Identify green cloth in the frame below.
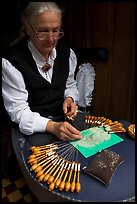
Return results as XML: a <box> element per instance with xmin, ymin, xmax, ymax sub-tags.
<box><xmin>70</xmin><ymin>126</ymin><xmax>124</xmax><ymax>158</ymax></box>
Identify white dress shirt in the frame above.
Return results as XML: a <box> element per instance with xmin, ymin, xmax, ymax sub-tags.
<box><xmin>2</xmin><ymin>40</ymin><xmax>79</xmax><ymax>135</ymax></box>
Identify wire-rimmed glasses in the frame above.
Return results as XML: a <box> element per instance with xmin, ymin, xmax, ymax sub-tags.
<box><xmin>29</xmin><ymin>24</ymin><xmax>64</xmax><ymax>40</ymax></box>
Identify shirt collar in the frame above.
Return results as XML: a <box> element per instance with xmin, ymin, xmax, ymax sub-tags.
<box><xmin>28</xmin><ymin>40</ymin><xmax>57</xmax><ymax>65</ymax></box>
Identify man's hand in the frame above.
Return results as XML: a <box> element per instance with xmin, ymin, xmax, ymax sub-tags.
<box><xmin>63</xmin><ymin>97</ymin><xmax>78</xmax><ymax>120</ymax></box>
<box><xmin>46</xmin><ymin>120</ymin><xmax>82</xmax><ymax>141</ymax></box>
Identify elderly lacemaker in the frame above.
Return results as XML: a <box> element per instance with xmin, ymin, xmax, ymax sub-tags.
<box><xmin>2</xmin><ymin>2</ymin><xmax>82</xmax><ymax>200</ymax></box>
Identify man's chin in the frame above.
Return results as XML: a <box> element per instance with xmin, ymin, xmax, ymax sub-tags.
<box><xmin>42</xmin><ymin>43</ymin><xmax>55</xmax><ymax>47</ymax></box>
<box><xmin>43</xmin><ymin>45</ymin><xmax>55</xmax><ymax>50</ymax></box>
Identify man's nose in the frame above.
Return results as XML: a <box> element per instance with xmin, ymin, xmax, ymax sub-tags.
<box><xmin>47</xmin><ymin>33</ymin><xmax>54</xmax><ymax>40</ymax></box>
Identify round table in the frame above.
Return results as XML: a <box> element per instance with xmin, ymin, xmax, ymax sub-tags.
<box><xmin>22</xmin><ymin>119</ymin><xmax>135</xmax><ymax>202</ymax></box>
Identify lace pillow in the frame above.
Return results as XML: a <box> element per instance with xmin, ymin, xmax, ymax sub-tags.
<box><xmin>83</xmin><ymin>149</ymin><xmax>124</xmax><ymax>185</ymax></box>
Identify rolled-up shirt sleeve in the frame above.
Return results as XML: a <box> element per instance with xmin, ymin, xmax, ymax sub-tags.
<box><xmin>2</xmin><ymin>58</ymin><xmax>49</xmax><ymax>135</ymax></box>
<box><xmin>64</xmin><ymin>48</ymin><xmax>79</xmax><ymax>103</ymax></box>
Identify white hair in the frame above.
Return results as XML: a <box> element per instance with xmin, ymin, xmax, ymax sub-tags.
<box><xmin>9</xmin><ymin>2</ymin><xmax>63</xmax><ymax>46</ymax></box>
<box><xmin>22</xmin><ymin>2</ymin><xmax>62</xmax><ymax>24</ymax></box>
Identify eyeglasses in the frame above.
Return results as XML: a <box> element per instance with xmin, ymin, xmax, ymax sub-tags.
<box><xmin>29</xmin><ymin>24</ymin><xmax>64</xmax><ymax>40</ymax></box>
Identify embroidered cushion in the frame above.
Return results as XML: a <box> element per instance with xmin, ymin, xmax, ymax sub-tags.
<box><xmin>83</xmin><ymin>149</ymin><xmax>124</xmax><ymax>185</ymax></box>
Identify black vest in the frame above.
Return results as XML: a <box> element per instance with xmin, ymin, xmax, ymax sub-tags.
<box><xmin>3</xmin><ymin>39</ymin><xmax>70</xmax><ymax>117</ymax></box>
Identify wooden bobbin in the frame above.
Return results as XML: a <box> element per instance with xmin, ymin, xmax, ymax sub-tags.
<box><xmin>43</xmin><ymin>157</ymin><xmax>59</xmax><ymax>182</ymax></box>
<box><xmin>65</xmin><ymin>161</ymin><xmax>75</xmax><ymax>192</ymax></box>
<box><xmin>34</xmin><ymin>154</ymin><xmax>57</xmax><ymax>173</ymax></box>
<box><xmin>47</xmin><ymin>158</ymin><xmax>63</xmax><ymax>184</ymax></box>
<box><xmin>59</xmin><ymin>162</ymin><xmax>71</xmax><ymax>191</ymax></box>
<box><xmin>28</xmin><ymin>143</ymin><xmax>81</xmax><ymax>193</ymax></box>
<box><xmin>71</xmin><ymin>162</ymin><xmax>77</xmax><ymax>192</ymax></box>
<box><xmin>48</xmin><ymin>159</ymin><xmax>65</xmax><ymax>191</ymax></box>
<box><xmin>55</xmin><ymin>161</ymin><xmax>68</xmax><ymax>189</ymax></box>
<box><xmin>35</xmin><ymin>156</ymin><xmax>58</xmax><ymax>182</ymax></box>
<box><xmin>75</xmin><ymin>163</ymin><xmax>81</xmax><ymax>193</ymax></box>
